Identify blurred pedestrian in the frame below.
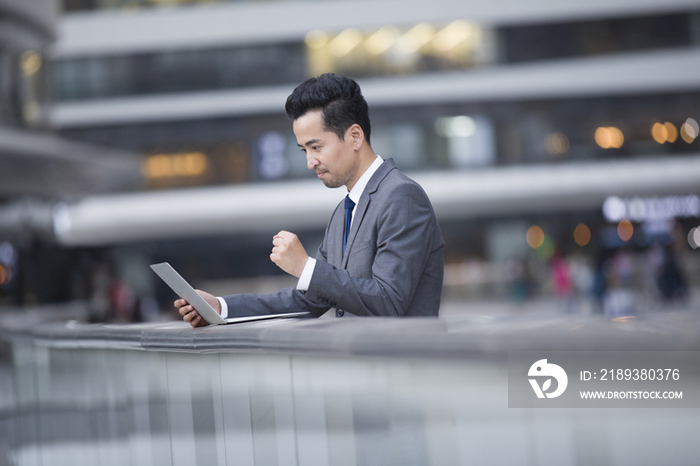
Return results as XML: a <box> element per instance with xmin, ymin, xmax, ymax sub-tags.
<box><xmin>657</xmin><ymin>245</ymin><xmax>687</xmax><ymax>302</ymax></box>
<box><xmin>550</xmin><ymin>249</ymin><xmax>573</xmax><ymax>313</ymax></box>
<box><xmin>590</xmin><ymin>256</ymin><xmax>609</xmax><ymax>315</ymax></box>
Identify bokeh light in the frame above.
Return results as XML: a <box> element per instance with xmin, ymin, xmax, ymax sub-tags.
<box><xmin>651</xmin><ymin>122</ymin><xmax>668</xmax><ymax>144</ymax></box>
<box><xmin>595</xmin><ymin>126</ymin><xmax>624</xmax><ymax>149</ymax></box>
<box><xmin>141</xmin><ymin>152</ymin><xmax>209</xmax><ymax>179</ymax></box>
<box><xmin>435</xmin><ymin>115</ymin><xmax>476</xmax><ymax>138</ymax></box>
<box><xmin>574</xmin><ymin>223</ymin><xmax>591</xmax><ymax>246</ymax></box>
<box><xmin>20</xmin><ymin>50</ymin><xmax>42</xmax><ymax>77</ymax></box>
<box><xmin>432</xmin><ymin>20</ymin><xmax>474</xmax><ymax>53</ymax></box>
<box><xmin>545</xmin><ymin>132</ymin><xmax>570</xmax><ymax>155</ymax></box>
<box><xmin>617</xmin><ymin>219</ymin><xmax>634</xmax><ymax>242</ymax></box>
<box><xmin>329</xmin><ymin>28</ymin><xmax>363</xmax><ymax>57</ymax></box>
<box><xmin>664</xmin><ymin>122</ymin><xmax>678</xmax><ymax>143</ymax></box>
<box><xmin>526</xmin><ymin>225</ymin><xmax>545</xmax><ymax>249</ymax></box>
<box><xmin>680</xmin><ymin>118</ymin><xmax>698</xmax><ymax>144</ymax></box>
<box><xmin>365</xmin><ymin>26</ymin><xmax>401</xmax><ymax>55</ymax></box>
<box><xmin>398</xmin><ymin>23</ymin><xmax>437</xmax><ymax>53</ymax></box>
<box><xmin>688</xmin><ymin>227</ymin><xmax>700</xmax><ymax>249</ymax></box>
<box><xmin>305</xmin><ymin>30</ymin><xmax>328</xmax><ymax>49</ymax></box>
<box><xmin>652</xmin><ymin>122</ymin><xmax>679</xmax><ymax>144</ymax></box>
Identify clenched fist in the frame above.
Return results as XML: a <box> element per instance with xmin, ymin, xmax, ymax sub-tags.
<box><xmin>270</xmin><ymin>230</ymin><xmax>309</xmax><ymax>278</ymax></box>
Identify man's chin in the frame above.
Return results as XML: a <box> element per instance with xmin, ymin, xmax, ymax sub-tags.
<box><xmin>320</xmin><ymin>178</ymin><xmax>342</xmax><ymax>189</ymax></box>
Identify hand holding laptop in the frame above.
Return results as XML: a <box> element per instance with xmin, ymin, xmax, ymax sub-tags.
<box><xmin>151</xmin><ymin>262</ymin><xmax>309</xmax><ymax>327</ymax></box>
<box><xmin>176</xmin><ymin>289</ymin><xmax>219</xmax><ymax>328</ymax></box>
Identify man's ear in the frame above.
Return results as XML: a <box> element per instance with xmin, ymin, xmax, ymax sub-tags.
<box><xmin>348</xmin><ymin>124</ymin><xmax>364</xmax><ymax>150</ymax></box>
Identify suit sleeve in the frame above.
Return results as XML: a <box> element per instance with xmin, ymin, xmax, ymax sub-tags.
<box><xmin>304</xmin><ymin>181</ymin><xmax>439</xmax><ymax>316</ymax></box>
<box><xmin>222</xmin><ymin>286</ymin><xmax>330</xmax><ymax>318</ymax></box>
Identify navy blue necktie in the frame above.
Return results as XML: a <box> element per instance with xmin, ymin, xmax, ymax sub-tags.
<box><xmin>343</xmin><ymin>195</ymin><xmax>355</xmax><ymax>257</ymax></box>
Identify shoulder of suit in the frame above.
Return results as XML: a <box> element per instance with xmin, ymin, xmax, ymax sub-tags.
<box><xmin>376</xmin><ymin>163</ymin><xmax>420</xmax><ymax>188</ymax></box>
<box><xmin>374</xmin><ymin>170</ymin><xmax>431</xmax><ymax>205</ymax></box>
<box><xmin>371</xmin><ymin>159</ymin><xmax>411</xmax><ymax>188</ymax></box>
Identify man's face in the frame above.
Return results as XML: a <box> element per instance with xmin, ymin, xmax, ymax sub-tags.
<box><xmin>293</xmin><ymin>110</ymin><xmax>360</xmax><ymax>190</ymax></box>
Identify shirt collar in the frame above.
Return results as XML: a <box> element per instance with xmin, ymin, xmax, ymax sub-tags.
<box><xmin>348</xmin><ymin>155</ymin><xmax>383</xmax><ymax>205</ymax></box>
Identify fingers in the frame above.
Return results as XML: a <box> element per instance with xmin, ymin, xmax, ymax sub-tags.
<box><xmin>183</xmin><ymin>311</ymin><xmax>202</xmax><ymax>328</ymax></box>
<box><xmin>179</xmin><ymin>303</ymin><xmax>195</xmax><ymax>319</ymax></box>
<box><xmin>180</xmin><ymin>306</ymin><xmax>203</xmax><ymax>327</ymax></box>
<box><xmin>273</xmin><ymin>230</ymin><xmax>296</xmax><ymax>244</ymax></box>
<box><xmin>272</xmin><ymin>231</ymin><xmax>297</xmax><ymax>254</ymax></box>
<box><xmin>272</xmin><ymin>231</ymin><xmax>291</xmax><ymax>265</ymax></box>
<box><xmin>272</xmin><ymin>236</ymin><xmax>286</xmax><ymax>250</ymax></box>
<box><xmin>178</xmin><ymin>303</ymin><xmax>193</xmax><ymax>316</ymax></box>
<box><xmin>188</xmin><ymin>313</ymin><xmax>202</xmax><ymax>328</ymax></box>
<box><xmin>176</xmin><ymin>300</ymin><xmax>202</xmax><ymax>327</ymax></box>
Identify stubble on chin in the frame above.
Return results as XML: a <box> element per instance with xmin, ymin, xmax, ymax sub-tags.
<box><xmin>320</xmin><ymin>172</ymin><xmax>351</xmax><ymax>189</ymax></box>
<box><xmin>322</xmin><ymin>178</ymin><xmax>342</xmax><ymax>189</ymax></box>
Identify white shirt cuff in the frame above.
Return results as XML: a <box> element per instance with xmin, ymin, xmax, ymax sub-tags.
<box><xmin>296</xmin><ymin>258</ymin><xmax>316</xmax><ymax>291</ymax></box>
<box><xmin>217</xmin><ymin>297</ymin><xmax>229</xmax><ymax>319</ymax></box>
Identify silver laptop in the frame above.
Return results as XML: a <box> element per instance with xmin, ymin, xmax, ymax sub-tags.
<box><xmin>150</xmin><ymin>262</ymin><xmax>309</xmax><ymax>325</ymax></box>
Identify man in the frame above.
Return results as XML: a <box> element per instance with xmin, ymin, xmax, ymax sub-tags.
<box><xmin>177</xmin><ymin>74</ymin><xmax>444</xmax><ymax>326</ymax></box>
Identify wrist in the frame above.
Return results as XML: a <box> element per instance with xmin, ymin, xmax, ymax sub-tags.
<box><xmin>295</xmin><ymin>254</ymin><xmax>310</xmax><ymax>277</ymax></box>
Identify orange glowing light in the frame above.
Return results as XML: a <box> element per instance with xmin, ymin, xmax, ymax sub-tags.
<box><xmin>651</xmin><ymin>122</ymin><xmax>668</xmax><ymax>144</ymax></box>
<box><xmin>526</xmin><ymin>225</ymin><xmax>545</xmax><ymax>249</ymax></box>
<box><xmin>595</xmin><ymin>127</ymin><xmax>624</xmax><ymax>149</ymax></box>
<box><xmin>574</xmin><ymin>223</ymin><xmax>591</xmax><ymax>247</ymax></box>
<box><xmin>0</xmin><ymin>265</ymin><xmax>6</xmax><ymax>285</ymax></box>
<box><xmin>141</xmin><ymin>152</ymin><xmax>208</xmax><ymax>179</ymax></box>
<box><xmin>617</xmin><ymin>219</ymin><xmax>633</xmax><ymax>242</ymax></box>
<box><xmin>664</xmin><ymin>122</ymin><xmax>678</xmax><ymax>143</ymax></box>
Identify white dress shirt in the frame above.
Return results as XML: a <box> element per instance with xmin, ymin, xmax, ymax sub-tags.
<box><xmin>296</xmin><ymin>155</ymin><xmax>383</xmax><ymax>292</ymax></box>
<box><xmin>219</xmin><ymin>155</ymin><xmax>383</xmax><ymax>318</ymax></box>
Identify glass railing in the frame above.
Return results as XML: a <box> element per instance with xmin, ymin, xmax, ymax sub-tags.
<box><xmin>2</xmin><ymin>303</ymin><xmax>700</xmax><ymax>465</ymax></box>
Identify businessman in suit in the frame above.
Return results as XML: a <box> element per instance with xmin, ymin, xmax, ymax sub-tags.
<box><xmin>177</xmin><ymin>74</ymin><xmax>444</xmax><ymax>326</ymax></box>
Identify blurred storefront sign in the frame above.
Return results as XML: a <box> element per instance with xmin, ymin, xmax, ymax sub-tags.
<box><xmin>602</xmin><ymin>195</ymin><xmax>700</xmax><ymax>223</ymax></box>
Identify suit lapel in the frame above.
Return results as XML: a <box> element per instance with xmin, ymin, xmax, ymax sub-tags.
<box><xmin>341</xmin><ymin>159</ymin><xmax>396</xmax><ymax>268</ymax></box>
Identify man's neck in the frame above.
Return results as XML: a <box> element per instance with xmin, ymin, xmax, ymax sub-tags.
<box><xmin>346</xmin><ymin>149</ymin><xmax>378</xmax><ymax>192</ymax></box>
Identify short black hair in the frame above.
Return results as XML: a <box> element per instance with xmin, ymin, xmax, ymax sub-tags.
<box><xmin>285</xmin><ymin>73</ymin><xmax>371</xmax><ymax>145</ymax></box>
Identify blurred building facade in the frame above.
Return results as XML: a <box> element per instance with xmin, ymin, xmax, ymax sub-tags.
<box><xmin>0</xmin><ymin>0</ymin><xmax>142</xmax><ymax>309</ymax></box>
<box><xmin>0</xmin><ymin>0</ymin><xmax>144</xmax><ymax>199</ymax></box>
<box><xmin>1</xmin><ymin>0</ymin><xmax>700</xmax><ymax>317</ymax></box>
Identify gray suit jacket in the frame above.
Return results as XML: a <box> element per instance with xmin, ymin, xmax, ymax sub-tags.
<box><xmin>224</xmin><ymin>158</ymin><xmax>444</xmax><ymax>317</ymax></box>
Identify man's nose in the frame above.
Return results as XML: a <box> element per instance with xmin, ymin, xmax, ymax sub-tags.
<box><xmin>307</xmin><ymin>155</ymin><xmax>319</xmax><ymax>170</ymax></box>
